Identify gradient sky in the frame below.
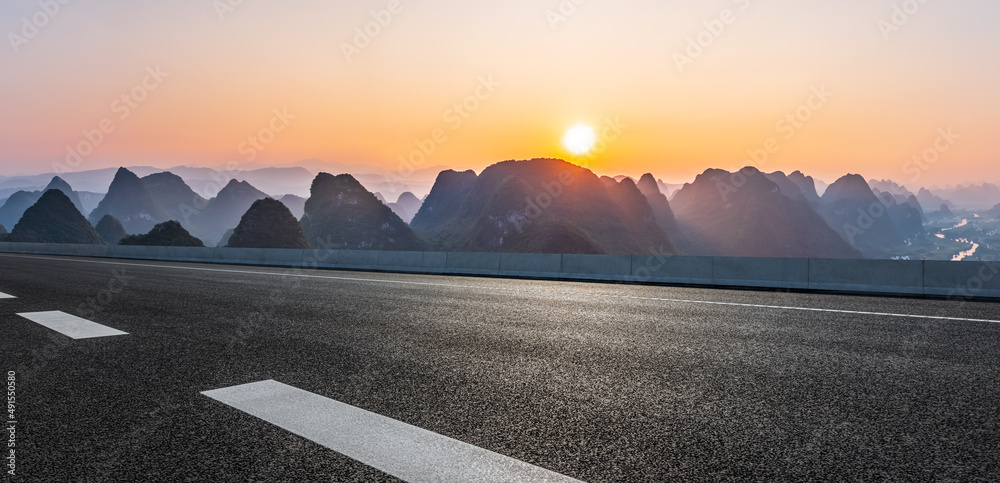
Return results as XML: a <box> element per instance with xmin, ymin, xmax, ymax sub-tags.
<box><xmin>2</xmin><ymin>0</ymin><xmax>999</xmax><ymax>187</ymax></box>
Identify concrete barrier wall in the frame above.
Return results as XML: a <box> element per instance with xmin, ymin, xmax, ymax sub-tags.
<box><xmin>445</xmin><ymin>252</ymin><xmax>501</xmax><ymax>275</ymax></box>
<box><xmin>561</xmin><ymin>254</ymin><xmax>632</xmax><ymax>281</ymax></box>
<box><xmin>1</xmin><ymin>242</ymin><xmax>998</xmax><ymax>300</ymax></box>
<box><xmin>923</xmin><ymin>260</ymin><xmax>1000</xmax><ymax>299</ymax></box>
<box><xmin>809</xmin><ymin>258</ymin><xmax>924</xmax><ymax>295</ymax></box>
<box><xmin>500</xmin><ymin>253</ymin><xmax>561</xmax><ymax>277</ymax></box>
<box><xmin>713</xmin><ymin>257</ymin><xmax>810</xmax><ymax>289</ymax></box>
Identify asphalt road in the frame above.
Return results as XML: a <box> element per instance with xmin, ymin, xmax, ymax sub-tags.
<box><xmin>2</xmin><ymin>253</ymin><xmax>999</xmax><ymax>482</ymax></box>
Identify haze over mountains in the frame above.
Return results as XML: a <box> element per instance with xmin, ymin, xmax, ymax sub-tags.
<box><xmin>670</xmin><ymin>168</ymin><xmax>862</xmax><ymax>258</ymax></box>
<box><xmin>1</xmin><ymin>159</ymin><xmax>996</xmax><ymax>259</ymax></box>
<box><xmin>0</xmin><ymin>176</ymin><xmax>87</xmax><ymax>230</ymax></box>
<box><xmin>0</xmin><ymin>162</ymin><xmax>441</xmax><ymax>204</ymax></box>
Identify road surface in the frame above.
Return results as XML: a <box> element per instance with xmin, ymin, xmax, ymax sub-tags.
<box><xmin>2</xmin><ymin>253</ymin><xmax>999</xmax><ymax>481</ymax></box>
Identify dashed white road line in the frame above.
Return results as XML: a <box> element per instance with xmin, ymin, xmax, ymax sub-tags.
<box><xmin>16</xmin><ymin>311</ymin><xmax>128</xmax><ymax>339</ymax></box>
<box><xmin>0</xmin><ymin>291</ymin><xmax>14</xmax><ymax>299</ymax></box>
<box><xmin>2</xmin><ymin>253</ymin><xmax>998</xmax><ymax>325</ymax></box>
<box><xmin>203</xmin><ymin>380</ymin><xmax>583</xmax><ymax>483</ymax></box>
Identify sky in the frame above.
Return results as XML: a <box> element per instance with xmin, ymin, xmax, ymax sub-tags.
<box><xmin>2</xmin><ymin>0</ymin><xmax>999</xmax><ymax>188</ymax></box>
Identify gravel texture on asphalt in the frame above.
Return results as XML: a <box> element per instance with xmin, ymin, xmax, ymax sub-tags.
<box><xmin>1</xmin><ymin>253</ymin><xmax>998</xmax><ymax>482</ymax></box>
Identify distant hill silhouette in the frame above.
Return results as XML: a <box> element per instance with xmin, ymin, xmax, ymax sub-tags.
<box><xmin>386</xmin><ymin>192</ymin><xmax>423</xmax><ymax>224</ymax></box>
<box><xmin>95</xmin><ymin>214</ymin><xmax>128</xmax><ymax>245</ymax></box>
<box><xmin>78</xmin><ymin>191</ymin><xmax>105</xmax><ymax>214</ymax></box>
<box><xmin>786</xmin><ymin>171</ymin><xmax>823</xmax><ymax>207</ymax></box>
<box><xmin>277</xmin><ymin>194</ymin><xmax>306</xmax><ymax>219</ymax></box>
<box><xmin>905</xmin><ymin>194</ymin><xmax>927</xmax><ymax>224</ymax></box>
<box><xmin>986</xmin><ymin>203</ymin><xmax>1000</xmax><ymax>219</ymax></box>
<box><xmin>875</xmin><ymin>192</ymin><xmax>925</xmax><ymax>237</ymax></box>
<box><xmin>670</xmin><ymin>168</ymin><xmax>861</xmax><ymax>258</ymax></box>
<box><xmin>0</xmin><ymin>177</ymin><xmax>88</xmax><ymax>229</ymax></box>
<box><xmin>227</xmin><ymin>198</ymin><xmax>309</xmax><ymax>249</ymax></box>
<box><xmin>45</xmin><ymin>176</ymin><xmax>87</xmax><ymax>215</ymax></box>
<box><xmin>933</xmin><ymin>183</ymin><xmax>1000</xmax><ymax>211</ymax></box>
<box><xmin>411</xmin><ymin>170</ymin><xmax>478</xmax><ymax>233</ymax></box>
<box><xmin>412</xmin><ymin>159</ymin><xmax>677</xmax><ymax>255</ymax></box>
<box><xmin>142</xmin><ymin>172</ymin><xmax>208</xmax><ymax>223</ymax></box>
<box><xmin>656</xmin><ymin>179</ymin><xmax>683</xmax><ymax>198</ymax></box>
<box><xmin>926</xmin><ymin>203</ymin><xmax>957</xmax><ymax>223</ymax></box>
<box><xmin>7</xmin><ymin>190</ymin><xmax>104</xmax><ymax>244</ymax></box>
<box><xmin>301</xmin><ymin>173</ymin><xmax>425</xmax><ymax>251</ymax></box>
<box><xmin>0</xmin><ymin>191</ymin><xmax>38</xmax><ymax>230</ymax></box>
<box><xmin>189</xmin><ymin>179</ymin><xmax>269</xmax><ymax>246</ymax></box>
<box><xmin>820</xmin><ymin>174</ymin><xmax>904</xmax><ymax>258</ymax></box>
<box><xmin>916</xmin><ymin>188</ymin><xmax>955</xmax><ymax>213</ymax></box>
<box><xmin>636</xmin><ymin>173</ymin><xmax>683</xmax><ymax>244</ymax></box>
<box><xmin>120</xmin><ymin>220</ymin><xmax>204</xmax><ymax>247</ymax></box>
<box><xmin>88</xmin><ymin>168</ymin><xmax>170</xmax><ymax>235</ymax></box>
<box><xmin>869</xmin><ymin>179</ymin><xmax>914</xmax><ymax>203</ymax></box>
<box><xmin>217</xmin><ymin>229</ymin><xmax>234</xmax><ymax>247</ymax></box>
<box><xmin>598</xmin><ymin>176</ymin><xmax>617</xmax><ymax>188</ymax></box>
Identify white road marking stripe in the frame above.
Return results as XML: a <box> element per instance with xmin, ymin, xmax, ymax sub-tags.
<box><xmin>3</xmin><ymin>253</ymin><xmax>998</xmax><ymax>325</ymax></box>
<box><xmin>16</xmin><ymin>311</ymin><xmax>128</xmax><ymax>339</ymax></box>
<box><xmin>202</xmin><ymin>380</ymin><xmax>582</xmax><ymax>483</ymax></box>
<box><xmin>0</xmin><ymin>292</ymin><xmax>14</xmax><ymax>299</ymax></box>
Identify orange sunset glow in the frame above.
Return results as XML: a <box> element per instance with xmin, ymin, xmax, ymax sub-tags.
<box><xmin>2</xmin><ymin>0</ymin><xmax>999</xmax><ymax>186</ymax></box>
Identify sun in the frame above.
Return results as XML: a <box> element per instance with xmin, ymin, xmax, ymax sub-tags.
<box><xmin>563</xmin><ymin>124</ymin><xmax>597</xmax><ymax>155</ymax></box>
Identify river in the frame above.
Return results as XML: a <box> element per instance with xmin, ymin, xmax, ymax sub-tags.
<box><xmin>936</xmin><ymin>219</ymin><xmax>979</xmax><ymax>261</ymax></box>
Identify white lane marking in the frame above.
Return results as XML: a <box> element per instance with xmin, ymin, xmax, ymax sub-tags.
<box><xmin>16</xmin><ymin>311</ymin><xmax>128</xmax><ymax>339</ymax></box>
<box><xmin>0</xmin><ymin>292</ymin><xmax>14</xmax><ymax>299</ymax></box>
<box><xmin>2</xmin><ymin>253</ymin><xmax>998</xmax><ymax>325</ymax></box>
<box><xmin>203</xmin><ymin>380</ymin><xmax>583</xmax><ymax>483</ymax></box>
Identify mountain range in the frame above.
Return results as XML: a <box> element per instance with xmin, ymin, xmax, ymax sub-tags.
<box><xmin>0</xmin><ymin>177</ymin><xmax>88</xmax><ymax>230</ymax></box>
<box><xmin>670</xmin><ymin>168</ymin><xmax>861</xmax><ymax>258</ymax></box>
<box><xmin>819</xmin><ymin>174</ymin><xmax>911</xmax><ymax>258</ymax></box>
<box><xmin>412</xmin><ymin>159</ymin><xmax>677</xmax><ymax>255</ymax></box>
<box><xmin>2</xmin><ymin>159</ymin><xmax>998</xmax><ymax>259</ymax></box>
<box><xmin>0</xmin><ymin>162</ymin><xmax>439</xmax><ymax>205</ymax></box>
<box><xmin>932</xmin><ymin>183</ymin><xmax>1000</xmax><ymax>211</ymax></box>
<box><xmin>186</xmin><ymin>179</ymin><xmax>270</xmax><ymax>245</ymax></box>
